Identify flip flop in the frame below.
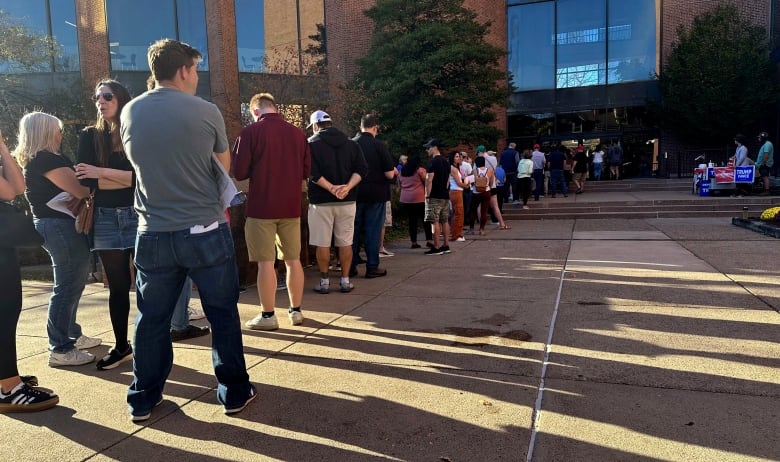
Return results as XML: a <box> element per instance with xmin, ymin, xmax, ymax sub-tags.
<box><xmin>498</xmin><ymin>224</ymin><xmax>511</xmax><ymax>230</ymax></box>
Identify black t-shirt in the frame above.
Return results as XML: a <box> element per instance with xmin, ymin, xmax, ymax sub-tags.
<box><xmin>76</xmin><ymin>128</ymin><xmax>135</xmax><ymax>208</ymax></box>
<box><xmin>548</xmin><ymin>150</ymin><xmax>566</xmax><ymax>170</ymax></box>
<box><xmin>24</xmin><ymin>150</ymin><xmax>75</xmax><ymax>219</ymax></box>
<box><xmin>353</xmin><ymin>132</ymin><xmax>394</xmax><ymax>203</ymax></box>
<box><xmin>573</xmin><ymin>151</ymin><xmax>588</xmax><ymax>173</ymax></box>
<box><xmin>426</xmin><ymin>155</ymin><xmax>450</xmax><ymax>200</ymax></box>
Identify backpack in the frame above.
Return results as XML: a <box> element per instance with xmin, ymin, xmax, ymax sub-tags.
<box><xmin>475</xmin><ymin>168</ymin><xmax>489</xmax><ymax>193</ymax></box>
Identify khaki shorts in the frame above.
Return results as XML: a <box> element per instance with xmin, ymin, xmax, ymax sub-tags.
<box><xmin>308</xmin><ymin>202</ymin><xmax>356</xmax><ymax>247</ymax></box>
<box><xmin>245</xmin><ymin>217</ymin><xmax>301</xmax><ymax>262</ymax></box>
<box><xmin>384</xmin><ymin>200</ymin><xmax>392</xmax><ymax>227</ymax></box>
<box><xmin>424</xmin><ymin>198</ymin><xmax>450</xmax><ymax>224</ymax></box>
<box><xmin>573</xmin><ymin>171</ymin><xmax>588</xmax><ymax>182</ymax></box>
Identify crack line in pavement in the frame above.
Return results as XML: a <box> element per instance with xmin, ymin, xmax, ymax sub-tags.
<box><xmin>526</xmin><ymin>239</ymin><xmax>569</xmax><ymax>462</ymax></box>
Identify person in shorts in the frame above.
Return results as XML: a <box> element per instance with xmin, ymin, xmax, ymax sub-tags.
<box><xmin>423</xmin><ymin>138</ymin><xmax>451</xmax><ymax>255</ymax></box>
<box><xmin>307</xmin><ymin>110</ymin><xmax>368</xmax><ymax>294</ymax></box>
<box><xmin>233</xmin><ymin>93</ymin><xmax>310</xmax><ymax>330</ymax></box>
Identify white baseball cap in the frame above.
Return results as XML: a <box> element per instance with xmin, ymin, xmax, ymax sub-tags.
<box><xmin>307</xmin><ymin>110</ymin><xmax>331</xmax><ymax>128</ymax></box>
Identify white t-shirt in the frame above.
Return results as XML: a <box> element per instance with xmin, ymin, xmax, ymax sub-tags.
<box><xmin>592</xmin><ymin>150</ymin><xmax>604</xmax><ymax>164</ymax></box>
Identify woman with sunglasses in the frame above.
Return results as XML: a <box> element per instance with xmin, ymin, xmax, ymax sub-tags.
<box><xmin>75</xmin><ymin>80</ymin><xmax>136</xmax><ymax>370</ymax></box>
<box><xmin>16</xmin><ymin>112</ymin><xmax>99</xmax><ymax>367</ymax></box>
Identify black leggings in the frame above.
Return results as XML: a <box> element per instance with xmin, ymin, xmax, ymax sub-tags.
<box><xmin>99</xmin><ymin>249</ymin><xmax>133</xmax><ymax>351</ymax></box>
<box><xmin>0</xmin><ymin>247</ymin><xmax>22</xmax><ymax>380</ymax></box>
<box><xmin>402</xmin><ymin>202</ymin><xmax>432</xmax><ymax>243</ymax></box>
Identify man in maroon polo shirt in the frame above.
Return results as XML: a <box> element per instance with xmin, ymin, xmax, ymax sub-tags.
<box><xmin>233</xmin><ymin>93</ymin><xmax>311</xmax><ymax>330</ymax></box>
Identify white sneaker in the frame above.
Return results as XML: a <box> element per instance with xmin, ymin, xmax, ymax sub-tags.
<box><xmin>246</xmin><ymin>314</ymin><xmax>279</xmax><ymax>331</ymax></box>
<box><xmin>379</xmin><ymin>248</ymin><xmax>394</xmax><ymax>257</ymax></box>
<box><xmin>74</xmin><ymin>335</ymin><xmax>102</xmax><ymax>350</ymax></box>
<box><xmin>288</xmin><ymin>310</ymin><xmax>304</xmax><ymax>326</ymax></box>
<box><xmin>49</xmin><ymin>348</ymin><xmax>95</xmax><ymax>367</ymax></box>
<box><xmin>455</xmin><ymin>237</ymin><xmax>466</xmax><ymax>242</ymax></box>
<box><xmin>523</xmin><ymin>205</ymin><xmax>530</xmax><ymax>210</ymax></box>
<box><xmin>187</xmin><ymin>306</ymin><xmax>206</xmax><ymax>320</ymax></box>
<box><xmin>512</xmin><ymin>200</ymin><xmax>520</xmax><ymax>205</ymax></box>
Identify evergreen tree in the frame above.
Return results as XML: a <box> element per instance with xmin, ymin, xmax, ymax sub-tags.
<box><xmin>659</xmin><ymin>4</ymin><xmax>777</xmax><ymax>145</ymax></box>
<box><xmin>347</xmin><ymin>0</ymin><xmax>509</xmax><ymax>154</ymax></box>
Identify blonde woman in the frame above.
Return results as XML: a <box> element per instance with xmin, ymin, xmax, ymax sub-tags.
<box><xmin>15</xmin><ymin>112</ymin><xmax>100</xmax><ymax>367</ymax></box>
<box><xmin>0</xmin><ymin>128</ymin><xmax>59</xmax><ymax>412</ymax></box>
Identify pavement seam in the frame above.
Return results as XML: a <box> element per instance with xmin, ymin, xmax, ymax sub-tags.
<box><xmin>526</xmin><ymin>221</ymin><xmax>573</xmax><ymax>462</ymax></box>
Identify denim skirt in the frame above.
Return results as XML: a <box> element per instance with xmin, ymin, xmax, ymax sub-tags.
<box><xmin>92</xmin><ymin>206</ymin><xmax>138</xmax><ymax>250</ymax></box>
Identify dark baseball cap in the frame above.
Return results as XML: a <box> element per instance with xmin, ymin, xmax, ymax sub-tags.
<box><xmin>423</xmin><ymin>138</ymin><xmax>441</xmax><ymax>148</ymax></box>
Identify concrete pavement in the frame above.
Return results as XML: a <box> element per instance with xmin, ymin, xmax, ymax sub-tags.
<box><xmin>3</xmin><ymin>215</ymin><xmax>779</xmax><ymax>461</ymax></box>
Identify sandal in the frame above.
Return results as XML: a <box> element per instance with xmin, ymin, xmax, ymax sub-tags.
<box><xmin>479</xmin><ymin>230</ymin><xmax>486</xmax><ymax>236</ymax></box>
<box><xmin>498</xmin><ymin>224</ymin><xmax>511</xmax><ymax>230</ymax></box>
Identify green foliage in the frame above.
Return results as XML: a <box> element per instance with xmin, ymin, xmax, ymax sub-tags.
<box><xmin>346</xmin><ymin>0</ymin><xmax>510</xmax><ymax>155</ymax></box>
<box><xmin>0</xmin><ymin>10</ymin><xmax>88</xmax><ymax>155</ymax></box>
<box><xmin>305</xmin><ymin>23</ymin><xmax>327</xmax><ymax>75</ymax></box>
<box><xmin>659</xmin><ymin>4</ymin><xmax>778</xmax><ymax>145</ymax></box>
<box><xmin>0</xmin><ymin>9</ymin><xmax>55</xmax><ymax>72</ymax></box>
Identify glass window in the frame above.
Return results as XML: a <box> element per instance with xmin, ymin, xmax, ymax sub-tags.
<box><xmin>177</xmin><ymin>0</ymin><xmax>209</xmax><ymax>70</ymax></box>
<box><xmin>235</xmin><ymin>0</ymin><xmax>265</xmax><ymax>72</ymax></box>
<box><xmin>508</xmin><ymin>2</ymin><xmax>555</xmax><ymax>91</ymax></box>
<box><xmin>0</xmin><ymin>0</ymin><xmax>77</xmax><ymax>73</ymax></box>
<box><xmin>608</xmin><ymin>0</ymin><xmax>656</xmax><ymax>83</ymax></box>
<box><xmin>107</xmin><ymin>0</ymin><xmax>176</xmax><ymax>72</ymax></box>
<box><xmin>556</xmin><ymin>0</ymin><xmax>606</xmax><ymax>88</ymax></box>
<box><xmin>50</xmin><ymin>1</ymin><xmax>79</xmax><ymax>72</ymax></box>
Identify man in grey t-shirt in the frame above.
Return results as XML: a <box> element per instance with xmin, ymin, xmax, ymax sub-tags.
<box><xmin>120</xmin><ymin>39</ymin><xmax>254</xmax><ymax>422</ymax></box>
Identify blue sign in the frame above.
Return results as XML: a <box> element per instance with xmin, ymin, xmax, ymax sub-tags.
<box><xmin>735</xmin><ymin>166</ymin><xmax>755</xmax><ymax>183</ymax></box>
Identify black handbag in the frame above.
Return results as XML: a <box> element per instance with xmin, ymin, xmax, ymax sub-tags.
<box><xmin>0</xmin><ymin>201</ymin><xmax>44</xmax><ymax>248</ymax></box>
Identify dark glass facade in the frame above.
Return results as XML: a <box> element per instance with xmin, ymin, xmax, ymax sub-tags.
<box><xmin>507</xmin><ymin>0</ymin><xmax>660</xmax><ymax>154</ymax></box>
<box><xmin>0</xmin><ymin>0</ymin><xmax>79</xmax><ymax>73</ymax></box>
<box><xmin>106</xmin><ymin>0</ymin><xmax>208</xmax><ymax>72</ymax></box>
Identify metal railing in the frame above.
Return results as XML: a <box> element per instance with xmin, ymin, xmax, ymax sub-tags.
<box><xmin>658</xmin><ymin>147</ymin><xmax>731</xmax><ymax>178</ymax></box>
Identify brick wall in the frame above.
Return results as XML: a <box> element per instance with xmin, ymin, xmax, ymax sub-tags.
<box><xmin>75</xmin><ymin>0</ymin><xmax>110</xmax><ymax>99</ymax></box>
<box><xmin>661</xmin><ymin>0</ymin><xmax>771</xmax><ymax>66</ymax></box>
<box><xmin>323</xmin><ymin>0</ymin><xmax>375</xmax><ymax>128</ymax></box>
<box><xmin>204</xmin><ymin>1</ymin><xmax>242</xmax><ymax>141</ymax></box>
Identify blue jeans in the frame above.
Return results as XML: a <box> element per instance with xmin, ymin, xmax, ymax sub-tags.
<box><xmin>549</xmin><ymin>169</ymin><xmax>568</xmax><ymax>195</ymax></box>
<box><xmin>352</xmin><ymin>201</ymin><xmax>385</xmax><ymax>271</ymax></box>
<box><xmin>533</xmin><ymin>169</ymin><xmax>544</xmax><ymax>200</ymax></box>
<box><xmin>593</xmin><ymin>162</ymin><xmax>603</xmax><ymax>180</ymax></box>
<box><xmin>170</xmin><ymin>276</ymin><xmax>192</xmax><ymax>331</ymax></box>
<box><xmin>34</xmin><ymin>218</ymin><xmax>90</xmax><ymax>353</ymax></box>
<box><xmin>127</xmin><ymin>223</ymin><xmax>251</xmax><ymax>416</ymax></box>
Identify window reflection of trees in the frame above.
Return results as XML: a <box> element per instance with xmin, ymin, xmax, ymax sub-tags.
<box><xmin>0</xmin><ymin>4</ymin><xmax>76</xmax><ymax>74</ymax></box>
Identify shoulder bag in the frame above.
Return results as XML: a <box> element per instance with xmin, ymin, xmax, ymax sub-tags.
<box><xmin>0</xmin><ymin>202</ymin><xmax>44</xmax><ymax>248</ymax></box>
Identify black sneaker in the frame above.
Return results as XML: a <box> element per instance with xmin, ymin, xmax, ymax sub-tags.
<box><xmin>440</xmin><ymin>245</ymin><xmax>451</xmax><ymax>254</ymax></box>
<box><xmin>96</xmin><ymin>344</ymin><xmax>133</xmax><ymax>370</ymax></box>
<box><xmin>170</xmin><ymin>324</ymin><xmax>210</xmax><ymax>342</ymax></box>
<box><xmin>224</xmin><ymin>384</ymin><xmax>257</xmax><ymax>415</ymax></box>
<box><xmin>0</xmin><ymin>383</ymin><xmax>59</xmax><ymax>413</ymax></box>
<box><xmin>424</xmin><ymin>247</ymin><xmax>444</xmax><ymax>255</ymax></box>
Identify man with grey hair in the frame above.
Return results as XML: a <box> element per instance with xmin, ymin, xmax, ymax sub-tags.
<box><xmin>121</xmin><ymin>39</ymin><xmax>255</xmax><ymax>422</ymax></box>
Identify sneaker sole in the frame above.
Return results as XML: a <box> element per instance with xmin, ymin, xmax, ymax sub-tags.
<box><xmin>313</xmin><ymin>287</ymin><xmax>330</xmax><ymax>294</ymax></box>
<box><xmin>131</xmin><ymin>398</ymin><xmax>163</xmax><ymax>423</ymax></box>
<box><xmin>224</xmin><ymin>390</ymin><xmax>258</xmax><ymax>415</ymax></box>
<box><xmin>48</xmin><ymin>355</ymin><xmax>95</xmax><ymax>367</ymax></box>
<box><xmin>246</xmin><ymin>322</ymin><xmax>279</xmax><ymax>331</ymax></box>
<box><xmin>288</xmin><ymin>315</ymin><xmax>304</xmax><ymax>326</ymax></box>
<box><xmin>96</xmin><ymin>352</ymin><xmax>133</xmax><ymax>371</ymax></box>
<box><xmin>0</xmin><ymin>396</ymin><xmax>59</xmax><ymax>413</ymax></box>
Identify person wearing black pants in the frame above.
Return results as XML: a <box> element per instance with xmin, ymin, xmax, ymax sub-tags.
<box><xmin>0</xmin><ymin>131</ymin><xmax>59</xmax><ymax>413</ymax></box>
<box><xmin>398</xmin><ymin>154</ymin><xmax>433</xmax><ymax>249</ymax></box>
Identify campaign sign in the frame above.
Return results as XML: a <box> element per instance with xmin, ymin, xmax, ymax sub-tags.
<box><xmin>734</xmin><ymin>165</ymin><xmax>755</xmax><ymax>183</ymax></box>
<box><xmin>714</xmin><ymin>167</ymin><xmax>735</xmax><ymax>184</ymax></box>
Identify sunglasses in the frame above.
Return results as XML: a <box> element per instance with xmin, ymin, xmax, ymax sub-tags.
<box><xmin>92</xmin><ymin>92</ymin><xmax>114</xmax><ymax>102</ymax></box>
